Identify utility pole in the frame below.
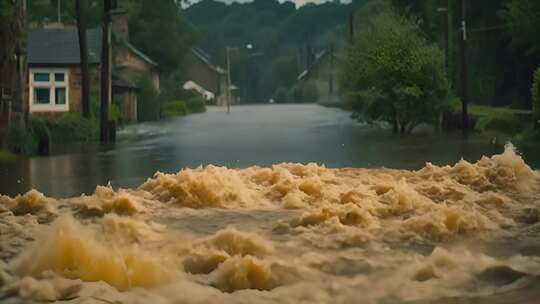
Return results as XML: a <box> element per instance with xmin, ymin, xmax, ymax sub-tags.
<box><xmin>100</xmin><ymin>0</ymin><xmax>112</xmax><ymax>143</ymax></box>
<box><xmin>348</xmin><ymin>13</ymin><xmax>354</xmax><ymax>44</ymax></box>
<box><xmin>437</xmin><ymin>1</ymin><xmax>451</xmax><ymax>83</ymax></box>
<box><xmin>458</xmin><ymin>0</ymin><xmax>469</xmax><ymax>133</ymax></box>
<box><xmin>76</xmin><ymin>0</ymin><xmax>90</xmax><ymax>118</ymax></box>
<box><xmin>57</xmin><ymin>0</ymin><xmax>62</xmax><ymax>23</ymax></box>
<box><xmin>226</xmin><ymin>47</ymin><xmax>231</xmax><ymax>114</ymax></box>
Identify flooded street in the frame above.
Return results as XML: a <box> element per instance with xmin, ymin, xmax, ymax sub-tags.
<box><xmin>1</xmin><ymin>104</ymin><xmax>539</xmax><ymax>197</ymax></box>
<box><xmin>1</xmin><ymin>104</ymin><xmax>540</xmax><ymax>304</ymax></box>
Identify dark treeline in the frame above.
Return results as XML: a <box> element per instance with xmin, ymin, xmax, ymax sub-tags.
<box><xmin>390</xmin><ymin>0</ymin><xmax>540</xmax><ymax>109</ymax></box>
<box><xmin>342</xmin><ymin>0</ymin><xmax>540</xmax><ymax>135</ymax></box>
<box><xmin>183</xmin><ymin>0</ymin><xmax>366</xmax><ymax>102</ymax></box>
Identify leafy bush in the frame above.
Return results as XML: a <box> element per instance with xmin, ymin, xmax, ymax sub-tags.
<box><xmin>481</xmin><ymin>112</ymin><xmax>522</xmax><ymax>133</ymax></box>
<box><xmin>532</xmin><ymin>66</ymin><xmax>540</xmax><ymax>123</ymax></box>
<box><xmin>109</xmin><ymin>103</ymin><xmax>122</xmax><ymax>121</ymax></box>
<box><xmin>137</xmin><ymin>76</ymin><xmax>161</xmax><ymax>121</ymax></box>
<box><xmin>6</xmin><ymin>117</ymin><xmax>39</xmax><ymax>155</ymax></box>
<box><xmin>0</xmin><ymin>149</ymin><xmax>16</xmax><ymax>162</ymax></box>
<box><xmin>185</xmin><ymin>95</ymin><xmax>206</xmax><ymax>113</ymax></box>
<box><xmin>48</xmin><ymin>113</ymin><xmax>99</xmax><ymax>143</ymax></box>
<box><xmin>162</xmin><ymin>101</ymin><xmax>188</xmax><ymax>118</ymax></box>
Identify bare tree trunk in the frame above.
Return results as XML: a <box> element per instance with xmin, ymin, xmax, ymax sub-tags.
<box><xmin>392</xmin><ymin>109</ymin><xmax>398</xmax><ymax>134</ymax></box>
<box><xmin>76</xmin><ymin>0</ymin><xmax>91</xmax><ymax>118</ymax></box>
<box><xmin>0</xmin><ymin>1</ymin><xmax>27</xmax><ymax>120</ymax></box>
<box><xmin>100</xmin><ymin>0</ymin><xmax>112</xmax><ymax>143</ymax></box>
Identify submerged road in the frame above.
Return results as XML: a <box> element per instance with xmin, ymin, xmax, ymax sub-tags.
<box><xmin>1</xmin><ymin>104</ymin><xmax>539</xmax><ymax>197</ymax></box>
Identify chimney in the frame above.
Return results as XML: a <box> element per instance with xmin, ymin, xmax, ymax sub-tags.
<box><xmin>111</xmin><ymin>9</ymin><xmax>129</xmax><ymax>42</ymax></box>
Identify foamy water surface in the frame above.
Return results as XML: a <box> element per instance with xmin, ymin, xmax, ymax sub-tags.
<box><xmin>1</xmin><ymin>144</ymin><xmax>540</xmax><ymax>303</ymax></box>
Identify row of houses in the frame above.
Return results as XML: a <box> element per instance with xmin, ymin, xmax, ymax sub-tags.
<box><xmin>1</xmin><ymin>7</ymin><xmax>237</xmax><ymax>130</ymax></box>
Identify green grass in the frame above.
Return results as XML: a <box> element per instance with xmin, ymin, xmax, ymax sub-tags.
<box><xmin>448</xmin><ymin>100</ymin><xmax>524</xmax><ymax>117</ymax></box>
<box><xmin>0</xmin><ymin>149</ymin><xmax>16</xmax><ymax>162</ymax></box>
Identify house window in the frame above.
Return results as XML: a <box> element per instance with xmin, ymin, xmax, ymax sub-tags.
<box><xmin>34</xmin><ymin>73</ymin><xmax>50</xmax><ymax>82</ymax></box>
<box><xmin>1</xmin><ymin>87</ymin><xmax>12</xmax><ymax>100</ymax></box>
<box><xmin>29</xmin><ymin>69</ymin><xmax>69</xmax><ymax>112</ymax></box>
<box><xmin>34</xmin><ymin>88</ymin><xmax>50</xmax><ymax>104</ymax></box>
<box><xmin>55</xmin><ymin>88</ymin><xmax>66</xmax><ymax>104</ymax></box>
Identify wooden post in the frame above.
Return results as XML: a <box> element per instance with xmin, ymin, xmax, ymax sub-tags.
<box><xmin>100</xmin><ymin>0</ymin><xmax>112</xmax><ymax>143</ymax></box>
<box><xmin>348</xmin><ymin>13</ymin><xmax>354</xmax><ymax>44</ymax></box>
<box><xmin>458</xmin><ymin>0</ymin><xmax>469</xmax><ymax>133</ymax></box>
<box><xmin>226</xmin><ymin>47</ymin><xmax>231</xmax><ymax>114</ymax></box>
<box><xmin>76</xmin><ymin>0</ymin><xmax>91</xmax><ymax>118</ymax></box>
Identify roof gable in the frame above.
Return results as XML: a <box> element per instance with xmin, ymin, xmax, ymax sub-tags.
<box><xmin>191</xmin><ymin>47</ymin><xmax>225</xmax><ymax>74</ymax></box>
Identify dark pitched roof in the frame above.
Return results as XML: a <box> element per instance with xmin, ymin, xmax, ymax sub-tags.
<box><xmin>124</xmin><ymin>42</ymin><xmax>159</xmax><ymax>67</ymax></box>
<box><xmin>28</xmin><ymin>28</ymin><xmax>102</xmax><ymax>65</ymax></box>
<box><xmin>191</xmin><ymin>47</ymin><xmax>226</xmax><ymax>74</ymax></box>
<box><xmin>28</xmin><ymin>27</ymin><xmax>159</xmax><ymax>69</ymax></box>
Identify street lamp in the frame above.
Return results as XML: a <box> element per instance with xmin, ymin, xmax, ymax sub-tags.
<box><xmin>226</xmin><ymin>44</ymin><xmax>253</xmax><ymax>114</ymax></box>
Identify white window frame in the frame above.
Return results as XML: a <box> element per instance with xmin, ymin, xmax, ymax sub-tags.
<box><xmin>1</xmin><ymin>87</ymin><xmax>12</xmax><ymax>100</ymax></box>
<box><xmin>29</xmin><ymin>68</ymin><xmax>69</xmax><ymax>113</ymax></box>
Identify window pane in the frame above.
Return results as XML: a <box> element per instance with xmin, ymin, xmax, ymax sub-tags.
<box><xmin>34</xmin><ymin>88</ymin><xmax>50</xmax><ymax>104</ymax></box>
<box><xmin>55</xmin><ymin>88</ymin><xmax>66</xmax><ymax>105</ymax></box>
<box><xmin>34</xmin><ymin>73</ymin><xmax>50</xmax><ymax>82</ymax></box>
<box><xmin>54</xmin><ymin>73</ymin><xmax>65</xmax><ymax>82</ymax></box>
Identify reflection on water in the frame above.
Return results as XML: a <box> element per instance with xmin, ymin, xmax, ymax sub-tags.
<box><xmin>1</xmin><ymin>104</ymin><xmax>539</xmax><ymax>197</ymax></box>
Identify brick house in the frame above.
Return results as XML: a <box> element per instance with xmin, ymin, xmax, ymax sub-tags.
<box><xmin>25</xmin><ymin>9</ymin><xmax>159</xmax><ymax>123</ymax></box>
<box><xmin>27</xmin><ymin>27</ymin><xmax>101</xmax><ymax>117</ymax></box>
<box><xmin>185</xmin><ymin>48</ymin><xmax>227</xmax><ymax>105</ymax></box>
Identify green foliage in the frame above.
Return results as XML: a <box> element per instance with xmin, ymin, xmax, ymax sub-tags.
<box><xmin>109</xmin><ymin>103</ymin><xmax>122</xmax><ymax>121</ymax></box>
<box><xmin>532</xmin><ymin>66</ymin><xmax>540</xmax><ymax>119</ymax></box>
<box><xmin>341</xmin><ymin>5</ymin><xmax>448</xmax><ymax>133</ymax></box>
<box><xmin>137</xmin><ymin>77</ymin><xmax>161</xmax><ymax>121</ymax></box>
<box><xmin>48</xmin><ymin>113</ymin><xmax>99</xmax><ymax>143</ymax></box>
<box><xmin>162</xmin><ymin>101</ymin><xmax>188</xmax><ymax>118</ymax></box>
<box><xmin>162</xmin><ymin>93</ymin><xmax>206</xmax><ymax>118</ymax></box>
<box><xmin>6</xmin><ymin>118</ymin><xmax>40</xmax><ymax>155</ymax></box>
<box><xmin>185</xmin><ymin>96</ymin><xmax>206</xmax><ymax>113</ymax></box>
<box><xmin>500</xmin><ymin>0</ymin><xmax>540</xmax><ymax>56</ymax></box>
<box><xmin>129</xmin><ymin>0</ymin><xmax>196</xmax><ymax>75</ymax></box>
<box><xmin>0</xmin><ymin>1</ymin><xmax>14</xmax><ymax>24</ymax></box>
<box><xmin>7</xmin><ymin>113</ymin><xmax>99</xmax><ymax>155</ymax></box>
<box><xmin>0</xmin><ymin>149</ymin><xmax>16</xmax><ymax>163</ymax></box>
<box><xmin>480</xmin><ymin>112</ymin><xmax>523</xmax><ymax>134</ymax></box>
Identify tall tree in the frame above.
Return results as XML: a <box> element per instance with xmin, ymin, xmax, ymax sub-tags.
<box><xmin>100</xmin><ymin>0</ymin><xmax>112</xmax><ymax>143</ymax></box>
<box><xmin>75</xmin><ymin>0</ymin><xmax>90</xmax><ymax>118</ymax></box>
<box><xmin>0</xmin><ymin>0</ymin><xmax>27</xmax><ymax>116</ymax></box>
<box><xmin>341</xmin><ymin>7</ymin><xmax>448</xmax><ymax>134</ymax></box>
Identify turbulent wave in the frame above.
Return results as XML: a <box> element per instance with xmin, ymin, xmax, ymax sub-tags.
<box><xmin>1</xmin><ymin>143</ymin><xmax>539</xmax><ymax>303</ymax></box>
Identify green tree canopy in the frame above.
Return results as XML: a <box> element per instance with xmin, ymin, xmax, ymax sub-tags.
<box><xmin>500</xmin><ymin>0</ymin><xmax>540</xmax><ymax>56</ymax></box>
<box><xmin>341</xmin><ymin>4</ymin><xmax>448</xmax><ymax>133</ymax></box>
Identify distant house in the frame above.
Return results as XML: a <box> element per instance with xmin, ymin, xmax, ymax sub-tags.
<box><xmin>185</xmin><ymin>48</ymin><xmax>228</xmax><ymax>105</ymax></box>
<box><xmin>296</xmin><ymin>48</ymin><xmax>340</xmax><ymax>103</ymax></box>
<box><xmin>25</xmin><ymin>9</ymin><xmax>158</xmax><ymax>123</ymax></box>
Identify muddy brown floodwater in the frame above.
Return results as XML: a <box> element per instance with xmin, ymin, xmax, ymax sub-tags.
<box><xmin>1</xmin><ymin>141</ymin><xmax>540</xmax><ymax>304</ymax></box>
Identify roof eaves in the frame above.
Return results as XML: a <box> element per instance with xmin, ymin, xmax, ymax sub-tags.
<box><xmin>125</xmin><ymin>42</ymin><xmax>159</xmax><ymax>67</ymax></box>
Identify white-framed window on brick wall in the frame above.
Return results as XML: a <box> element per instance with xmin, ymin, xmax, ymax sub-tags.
<box><xmin>29</xmin><ymin>68</ymin><xmax>69</xmax><ymax>112</ymax></box>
